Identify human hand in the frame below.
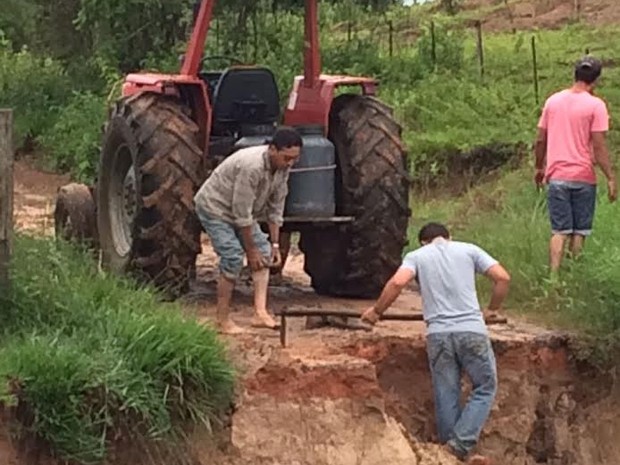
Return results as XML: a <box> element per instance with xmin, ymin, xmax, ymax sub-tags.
<box><xmin>534</xmin><ymin>169</ymin><xmax>545</xmax><ymax>190</ymax></box>
<box><xmin>482</xmin><ymin>308</ymin><xmax>503</xmax><ymax>323</ymax></box>
<box><xmin>361</xmin><ymin>307</ymin><xmax>380</xmax><ymax>325</ymax></box>
<box><xmin>247</xmin><ymin>248</ymin><xmax>267</xmax><ymax>272</ymax></box>
<box><xmin>608</xmin><ymin>178</ymin><xmax>617</xmax><ymax>203</ymax></box>
<box><xmin>270</xmin><ymin>245</ymin><xmax>282</xmax><ymax>268</ymax></box>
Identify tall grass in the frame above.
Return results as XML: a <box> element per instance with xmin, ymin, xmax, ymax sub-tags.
<box><xmin>0</xmin><ymin>236</ymin><xmax>235</xmax><ymax>464</ymax></box>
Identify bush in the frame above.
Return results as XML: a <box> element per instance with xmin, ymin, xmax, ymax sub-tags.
<box><xmin>0</xmin><ymin>236</ymin><xmax>235</xmax><ymax>464</ymax></box>
<box><xmin>38</xmin><ymin>92</ymin><xmax>107</xmax><ymax>183</ymax></box>
<box><xmin>0</xmin><ymin>42</ymin><xmax>71</xmax><ymax>147</ymax></box>
<box><xmin>416</xmin><ymin>18</ymin><xmax>465</xmax><ymax>73</ymax></box>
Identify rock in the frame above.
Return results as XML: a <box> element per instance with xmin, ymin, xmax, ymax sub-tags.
<box><xmin>227</xmin><ymin>395</ymin><xmax>452</xmax><ymax>465</ymax></box>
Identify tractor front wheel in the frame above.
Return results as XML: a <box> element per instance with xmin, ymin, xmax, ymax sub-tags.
<box><xmin>54</xmin><ymin>183</ymin><xmax>98</xmax><ymax>249</ymax></box>
<box><xmin>300</xmin><ymin>95</ymin><xmax>411</xmax><ymax>299</ymax></box>
<box><xmin>97</xmin><ymin>94</ymin><xmax>203</xmax><ymax>297</ymax></box>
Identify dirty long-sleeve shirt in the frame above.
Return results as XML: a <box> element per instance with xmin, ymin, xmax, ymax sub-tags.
<box><xmin>193</xmin><ymin>145</ymin><xmax>289</xmax><ymax>228</ymax></box>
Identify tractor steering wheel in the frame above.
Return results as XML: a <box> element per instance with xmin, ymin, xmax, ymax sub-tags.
<box><xmin>200</xmin><ymin>55</ymin><xmax>245</xmax><ymax>72</ymax></box>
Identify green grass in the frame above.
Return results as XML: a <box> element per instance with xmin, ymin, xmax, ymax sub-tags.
<box><xmin>0</xmin><ymin>236</ymin><xmax>235</xmax><ymax>464</ymax></box>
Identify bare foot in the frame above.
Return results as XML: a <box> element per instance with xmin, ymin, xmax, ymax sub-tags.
<box><xmin>251</xmin><ymin>311</ymin><xmax>280</xmax><ymax>330</ymax></box>
<box><xmin>467</xmin><ymin>455</ymin><xmax>493</xmax><ymax>465</ymax></box>
<box><xmin>217</xmin><ymin>319</ymin><xmax>245</xmax><ymax>335</ymax></box>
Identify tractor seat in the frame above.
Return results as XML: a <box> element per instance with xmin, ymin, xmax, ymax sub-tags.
<box><xmin>211</xmin><ymin>67</ymin><xmax>280</xmax><ymax>136</ymax></box>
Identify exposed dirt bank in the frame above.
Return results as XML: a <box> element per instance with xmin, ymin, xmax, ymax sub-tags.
<box><xmin>463</xmin><ymin>0</ymin><xmax>620</xmax><ymax>32</ymax></box>
<box><xmin>197</xmin><ymin>324</ymin><xmax>618</xmax><ymax>465</ymax></box>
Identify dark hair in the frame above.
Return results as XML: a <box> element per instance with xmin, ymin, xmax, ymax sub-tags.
<box><xmin>574</xmin><ymin>56</ymin><xmax>602</xmax><ymax>84</ymax></box>
<box><xmin>418</xmin><ymin>222</ymin><xmax>450</xmax><ymax>244</ymax></box>
<box><xmin>270</xmin><ymin>126</ymin><xmax>303</xmax><ymax>150</ymax></box>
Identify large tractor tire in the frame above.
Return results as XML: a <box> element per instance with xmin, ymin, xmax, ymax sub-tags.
<box><xmin>54</xmin><ymin>183</ymin><xmax>98</xmax><ymax>249</ymax></box>
<box><xmin>300</xmin><ymin>94</ymin><xmax>410</xmax><ymax>299</ymax></box>
<box><xmin>97</xmin><ymin>93</ymin><xmax>203</xmax><ymax>298</ymax></box>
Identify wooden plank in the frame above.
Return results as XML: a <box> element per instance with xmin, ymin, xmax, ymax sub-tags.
<box><xmin>0</xmin><ymin>109</ymin><xmax>14</xmax><ymax>289</ymax></box>
<box><xmin>279</xmin><ymin>307</ymin><xmax>425</xmax><ymax>321</ymax></box>
<box><xmin>278</xmin><ymin>307</ymin><xmax>508</xmax><ymax>324</ymax></box>
<box><xmin>277</xmin><ymin>306</ymin><xmax>509</xmax><ymax>347</ymax></box>
<box><xmin>283</xmin><ymin>216</ymin><xmax>355</xmax><ymax>223</ymax></box>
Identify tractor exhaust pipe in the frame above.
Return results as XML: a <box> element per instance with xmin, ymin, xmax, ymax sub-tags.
<box><xmin>304</xmin><ymin>0</ymin><xmax>321</xmax><ymax>88</ymax></box>
<box><xmin>181</xmin><ymin>0</ymin><xmax>216</xmax><ymax>76</ymax></box>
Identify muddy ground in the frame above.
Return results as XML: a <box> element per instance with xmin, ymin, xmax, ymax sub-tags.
<box><xmin>12</xmin><ymin>157</ymin><xmax>544</xmax><ymax>344</ymax></box>
<box><xmin>10</xmin><ymin>158</ymin><xmax>620</xmax><ymax>465</ymax></box>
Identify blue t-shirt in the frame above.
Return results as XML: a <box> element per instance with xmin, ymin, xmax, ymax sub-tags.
<box><xmin>401</xmin><ymin>239</ymin><xmax>498</xmax><ymax>335</ymax></box>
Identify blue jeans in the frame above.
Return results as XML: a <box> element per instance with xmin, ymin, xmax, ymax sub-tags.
<box><xmin>426</xmin><ymin>332</ymin><xmax>497</xmax><ymax>459</ymax></box>
<box><xmin>548</xmin><ymin>180</ymin><xmax>597</xmax><ymax>236</ymax></box>
<box><xmin>196</xmin><ymin>209</ymin><xmax>271</xmax><ymax>280</ymax></box>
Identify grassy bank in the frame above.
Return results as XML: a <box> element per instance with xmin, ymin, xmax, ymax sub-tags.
<box><xmin>0</xmin><ymin>236</ymin><xmax>235</xmax><ymax>463</ymax></box>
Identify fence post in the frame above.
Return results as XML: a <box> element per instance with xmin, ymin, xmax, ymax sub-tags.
<box><xmin>388</xmin><ymin>20</ymin><xmax>394</xmax><ymax>57</ymax></box>
<box><xmin>531</xmin><ymin>36</ymin><xmax>540</xmax><ymax>105</ymax></box>
<box><xmin>0</xmin><ymin>109</ymin><xmax>14</xmax><ymax>290</ymax></box>
<box><xmin>574</xmin><ymin>0</ymin><xmax>581</xmax><ymax>20</ymax></box>
<box><xmin>475</xmin><ymin>20</ymin><xmax>485</xmax><ymax>80</ymax></box>
<box><xmin>430</xmin><ymin>21</ymin><xmax>437</xmax><ymax>70</ymax></box>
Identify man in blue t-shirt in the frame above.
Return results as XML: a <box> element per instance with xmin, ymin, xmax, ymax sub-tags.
<box><xmin>362</xmin><ymin>223</ymin><xmax>511</xmax><ymax>465</ymax></box>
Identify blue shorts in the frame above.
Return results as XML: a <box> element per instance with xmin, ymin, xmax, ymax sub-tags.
<box><xmin>547</xmin><ymin>180</ymin><xmax>597</xmax><ymax>236</ymax></box>
<box><xmin>196</xmin><ymin>209</ymin><xmax>271</xmax><ymax>280</ymax></box>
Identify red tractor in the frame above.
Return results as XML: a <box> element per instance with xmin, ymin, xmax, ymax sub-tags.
<box><xmin>54</xmin><ymin>0</ymin><xmax>411</xmax><ymax>299</ymax></box>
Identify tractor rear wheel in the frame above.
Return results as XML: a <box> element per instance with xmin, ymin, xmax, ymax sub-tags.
<box><xmin>300</xmin><ymin>95</ymin><xmax>410</xmax><ymax>298</ymax></box>
<box><xmin>97</xmin><ymin>94</ymin><xmax>203</xmax><ymax>297</ymax></box>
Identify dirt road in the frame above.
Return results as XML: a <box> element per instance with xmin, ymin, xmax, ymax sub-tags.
<box><xmin>13</xmin><ymin>157</ymin><xmax>432</xmax><ymax>336</ymax></box>
<box><xmin>12</xmin><ymin>156</ymin><xmax>549</xmax><ymax>358</ymax></box>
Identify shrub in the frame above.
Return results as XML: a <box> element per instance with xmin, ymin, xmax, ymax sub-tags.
<box><xmin>38</xmin><ymin>91</ymin><xmax>107</xmax><ymax>183</ymax></box>
<box><xmin>0</xmin><ymin>42</ymin><xmax>71</xmax><ymax>147</ymax></box>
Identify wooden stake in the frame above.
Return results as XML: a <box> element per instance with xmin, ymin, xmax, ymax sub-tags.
<box><xmin>0</xmin><ymin>109</ymin><xmax>14</xmax><ymax>289</ymax></box>
<box><xmin>531</xmin><ymin>36</ymin><xmax>540</xmax><ymax>105</ymax></box>
<box><xmin>388</xmin><ymin>20</ymin><xmax>394</xmax><ymax>57</ymax></box>
<box><xmin>430</xmin><ymin>20</ymin><xmax>437</xmax><ymax>70</ymax></box>
<box><xmin>476</xmin><ymin>20</ymin><xmax>485</xmax><ymax>80</ymax></box>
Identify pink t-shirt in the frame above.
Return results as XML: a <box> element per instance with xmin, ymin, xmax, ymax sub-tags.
<box><xmin>538</xmin><ymin>89</ymin><xmax>609</xmax><ymax>184</ymax></box>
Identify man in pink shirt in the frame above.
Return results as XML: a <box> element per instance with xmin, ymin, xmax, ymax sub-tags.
<box><xmin>535</xmin><ymin>56</ymin><xmax>617</xmax><ymax>273</ymax></box>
